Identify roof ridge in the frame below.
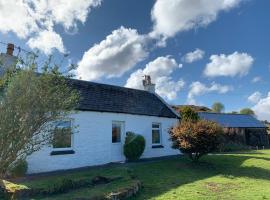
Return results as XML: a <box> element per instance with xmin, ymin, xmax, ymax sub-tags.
<box><xmin>198</xmin><ymin>112</ymin><xmax>253</xmax><ymax>116</ymax></box>
<box><xmin>69</xmin><ymin>78</ymin><xmax>153</xmax><ymax>94</ymax></box>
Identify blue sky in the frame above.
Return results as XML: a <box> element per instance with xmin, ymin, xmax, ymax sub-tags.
<box><xmin>0</xmin><ymin>0</ymin><xmax>270</xmax><ymax>120</ymax></box>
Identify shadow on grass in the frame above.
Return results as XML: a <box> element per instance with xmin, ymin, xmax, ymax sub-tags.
<box><xmin>129</xmin><ymin>151</ymin><xmax>270</xmax><ymax>199</ymax></box>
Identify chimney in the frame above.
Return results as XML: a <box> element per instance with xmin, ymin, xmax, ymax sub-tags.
<box><xmin>143</xmin><ymin>75</ymin><xmax>155</xmax><ymax>93</ymax></box>
<box><xmin>6</xmin><ymin>43</ymin><xmax>14</xmax><ymax>56</ymax></box>
<box><xmin>0</xmin><ymin>43</ymin><xmax>17</xmax><ymax>77</ymax></box>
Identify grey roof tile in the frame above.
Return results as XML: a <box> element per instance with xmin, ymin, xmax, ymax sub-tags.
<box><xmin>67</xmin><ymin>79</ymin><xmax>178</xmax><ymax>118</ymax></box>
<box><xmin>198</xmin><ymin>112</ymin><xmax>266</xmax><ymax>128</ymax></box>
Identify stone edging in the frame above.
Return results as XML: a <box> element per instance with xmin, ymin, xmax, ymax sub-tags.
<box><xmin>105</xmin><ymin>180</ymin><xmax>142</xmax><ymax>200</ymax></box>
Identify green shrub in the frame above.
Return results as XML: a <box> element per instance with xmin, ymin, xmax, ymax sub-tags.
<box><xmin>124</xmin><ymin>132</ymin><xmax>145</xmax><ymax>161</ymax></box>
<box><xmin>179</xmin><ymin>106</ymin><xmax>199</xmax><ymax>122</ymax></box>
<box><xmin>9</xmin><ymin>160</ymin><xmax>28</xmax><ymax>177</ymax></box>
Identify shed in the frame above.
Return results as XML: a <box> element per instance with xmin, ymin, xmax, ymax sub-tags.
<box><xmin>198</xmin><ymin>112</ymin><xmax>269</xmax><ymax>146</ymax></box>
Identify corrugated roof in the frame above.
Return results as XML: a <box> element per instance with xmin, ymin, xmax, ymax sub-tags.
<box><xmin>198</xmin><ymin>112</ymin><xmax>266</xmax><ymax>128</ymax></box>
<box><xmin>67</xmin><ymin>78</ymin><xmax>178</xmax><ymax>119</ymax></box>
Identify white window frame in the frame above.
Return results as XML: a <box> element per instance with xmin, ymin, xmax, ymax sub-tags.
<box><xmin>52</xmin><ymin>119</ymin><xmax>74</xmax><ymax>151</ymax></box>
<box><xmin>112</xmin><ymin>121</ymin><xmax>124</xmax><ymax>144</ymax></box>
<box><xmin>152</xmin><ymin>122</ymin><xmax>162</xmax><ymax>145</ymax></box>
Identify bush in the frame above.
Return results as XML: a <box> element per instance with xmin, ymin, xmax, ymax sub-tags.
<box><xmin>170</xmin><ymin>120</ymin><xmax>223</xmax><ymax>161</ymax></box>
<box><xmin>179</xmin><ymin>106</ymin><xmax>199</xmax><ymax>122</ymax></box>
<box><xmin>9</xmin><ymin>160</ymin><xmax>28</xmax><ymax>177</ymax></box>
<box><xmin>124</xmin><ymin>132</ymin><xmax>145</xmax><ymax>161</ymax></box>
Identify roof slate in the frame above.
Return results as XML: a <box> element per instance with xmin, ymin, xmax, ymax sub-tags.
<box><xmin>67</xmin><ymin>79</ymin><xmax>178</xmax><ymax>119</ymax></box>
<box><xmin>198</xmin><ymin>112</ymin><xmax>266</xmax><ymax>128</ymax></box>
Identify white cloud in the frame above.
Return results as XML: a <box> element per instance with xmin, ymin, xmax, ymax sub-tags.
<box><xmin>125</xmin><ymin>56</ymin><xmax>185</xmax><ymax>100</ymax></box>
<box><xmin>204</xmin><ymin>52</ymin><xmax>254</xmax><ymax>77</ymax></box>
<box><xmin>27</xmin><ymin>30</ymin><xmax>65</xmax><ymax>55</ymax></box>
<box><xmin>248</xmin><ymin>91</ymin><xmax>262</xmax><ymax>104</ymax></box>
<box><xmin>182</xmin><ymin>49</ymin><xmax>205</xmax><ymax>63</ymax></box>
<box><xmin>0</xmin><ymin>0</ymin><xmax>38</xmax><ymax>38</ymax></box>
<box><xmin>187</xmin><ymin>81</ymin><xmax>232</xmax><ymax>105</ymax></box>
<box><xmin>253</xmin><ymin>92</ymin><xmax>270</xmax><ymax>121</ymax></box>
<box><xmin>0</xmin><ymin>0</ymin><xmax>101</xmax><ymax>54</ymax></box>
<box><xmin>150</xmin><ymin>0</ymin><xmax>243</xmax><ymax>38</ymax></box>
<box><xmin>251</xmin><ymin>76</ymin><xmax>262</xmax><ymax>83</ymax></box>
<box><xmin>76</xmin><ymin>27</ymin><xmax>148</xmax><ymax>81</ymax></box>
<box><xmin>39</xmin><ymin>0</ymin><xmax>102</xmax><ymax>31</ymax></box>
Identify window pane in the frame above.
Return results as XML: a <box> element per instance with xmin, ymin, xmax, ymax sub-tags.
<box><xmin>112</xmin><ymin>123</ymin><xmax>121</xmax><ymax>143</ymax></box>
<box><xmin>53</xmin><ymin>120</ymin><xmax>72</xmax><ymax>149</ymax></box>
<box><xmin>53</xmin><ymin>128</ymin><xmax>72</xmax><ymax>148</ymax></box>
<box><xmin>152</xmin><ymin>130</ymin><xmax>160</xmax><ymax>144</ymax></box>
<box><xmin>152</xmin><ymin>123</ymin><xmax>160</xmax><ymax>129</ymax></box>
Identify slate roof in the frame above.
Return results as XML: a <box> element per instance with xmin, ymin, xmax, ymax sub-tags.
<box><xmin>67</xmin><ymin>78</ymin><xmax>178</xmax><ymax>118</ymax></box>
<box><xmin>198</xmin><ymin>112</ymin><xmax>266</xmax><ymax>128</ymax></box>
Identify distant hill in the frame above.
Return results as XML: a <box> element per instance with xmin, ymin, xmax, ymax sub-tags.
<box><xmin>172</xmin><ymin>105</ymin><xmax>212</xmax><ymax>113</ymax></box>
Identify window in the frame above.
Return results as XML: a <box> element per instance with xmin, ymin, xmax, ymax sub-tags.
<box><xmin>112</xmin><ymin>122</ymin><xmax>122</xmax><ymax>143</ymax></box>
<box><xmin>152</xmin><ymin>123</ymin><xmax>161</xmax><ymax>145</ymax></box>
<box><xmin>53</xmin><ymin>120</ymin><xmax>72</xmax><ymax>149</ymax></box>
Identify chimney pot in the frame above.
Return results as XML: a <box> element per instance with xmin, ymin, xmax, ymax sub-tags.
<box><xmin>6</xmin><ymin>43</ymin><xmax>15</xmax><ymax>56</ymax></box>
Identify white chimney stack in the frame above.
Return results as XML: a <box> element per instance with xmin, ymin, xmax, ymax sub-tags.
<box><xmin>143</xmin><ymin>75</ymin><xmax>155</xmax><ymax>93</ymax></box>
<box><xmin>0</xmin><ymin>43</ymin><xmax>17</xmax><ymax>77</ymax></box>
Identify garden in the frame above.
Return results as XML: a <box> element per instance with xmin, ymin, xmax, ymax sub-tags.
<box><xmin>1</xmin><ymin>150</ymin><xmax>270</xmax><ymax>199</ymax></box>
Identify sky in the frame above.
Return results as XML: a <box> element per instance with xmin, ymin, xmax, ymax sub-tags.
<box><xmin>0</xmin><ymin>0</ymin><xmax>270</xmax><ymax>121</ymax></box>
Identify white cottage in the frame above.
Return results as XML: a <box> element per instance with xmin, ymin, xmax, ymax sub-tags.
<box><xmin>27</xmin><ymin>76</ymin><xmax>180</xmax><ymax>174</ymax></box>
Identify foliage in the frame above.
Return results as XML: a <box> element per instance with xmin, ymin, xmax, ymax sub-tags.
<box><xmin>179</xmin><ymin>106</ymin><xmax>200</xmax><ymax>122</ymax></box>
<box><xmin>124</xmin><ymin>132</ymin><xmax>146</xmax><ymax>161</ymax></box>
<box><xmin>170</xmin><ymin>120</ymin><xmax>223</xmax><ymax>161</ymax></box>
<box><xmin>9</xmin><ymin>160</ymin><xmax>28</xmax><ymax>178</ymax></box>
<box><xmin>240</xmin><ymin>108</ymin><xmax>255</xmax><ymax>115</ymax></box>
<box><xmin>211</xmin><ymin>102</ymin><xmax>225</xmax><ymax>113</ymax></box>
<box><xmin>172</xmin><ymin>105</ymin><xmax>211</xmax><ymax>113</ymax></box>
<box><xmin>0</xmin><ymin>57</ymin><xmax>79</xmax><ymax>178</ymax></box>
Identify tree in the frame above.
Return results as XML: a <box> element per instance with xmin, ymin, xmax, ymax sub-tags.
<box><xmin>179</xmin><ymin>106</ymin><xmax>199</xmax><ymax>122</ymax></box>
<box><xmin>212</xmin><ymin>102</ymin><xmax>225</xmax><ymax>113</ymax></box>
<box><xmin>0</xmin><ymin>61</ymin><xmax>79</xmax><ymax>178</ymax></box>
<box><xmin>169</xmin><ymin>120</ymin><xmax>223</xmax><ymax>161</ymax></box>
<box><xmin>240</xmin><ymin>108</ymin><xmax>255</xmax><ymax>115</ymax></box>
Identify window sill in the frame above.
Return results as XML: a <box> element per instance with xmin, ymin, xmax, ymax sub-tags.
<box><xmin>152</xmin><ymin>145</ymin><xmax>164</xmax><ymax>149</ymax></box>
<box><xmin>50</xmin><ymin>150</ymin><xmax>75</xmax><ymax>156</ymax></box>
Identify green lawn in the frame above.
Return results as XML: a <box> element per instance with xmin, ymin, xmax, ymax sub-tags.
<box><xmin>4</xmin><ymin>150</ymin><xmax>270</xmax><ymax>200</ymax></box>
<box><xmin>131</xmin><ymin>150</ymin><xmax>270</xmax><ymax>200</ymax></box>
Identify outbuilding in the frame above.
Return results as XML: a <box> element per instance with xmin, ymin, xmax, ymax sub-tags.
<box><xmin>198</xmin><ymin>112</ymin><xmax>269</xmax><ymax>147</ymax></box>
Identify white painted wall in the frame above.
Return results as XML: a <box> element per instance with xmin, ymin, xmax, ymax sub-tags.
<box><xmin>27</xmin><ymin>111</ymin><xmax>180</xmax><ymax>174</ymax></box>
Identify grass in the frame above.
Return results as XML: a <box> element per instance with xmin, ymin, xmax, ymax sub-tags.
<box><xmin>3</xmin><ymin>150</ymin><xmax>270</xmax><ymax>199</ymax></box>
<box><xmin>130</xmin><ymin>150</ymin><xmax>270</xmax><ymax>200</ymax></box>
<box><xmin>3</xmin><ymin>166</ymin><xmax>137</xmax><ymax>199</ymax></box>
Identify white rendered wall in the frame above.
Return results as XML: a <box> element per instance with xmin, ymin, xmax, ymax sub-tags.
<box><xmin>27</xmin><ymin>111</ymin><xmax>180</xmax><ymax>174</ymax></box>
